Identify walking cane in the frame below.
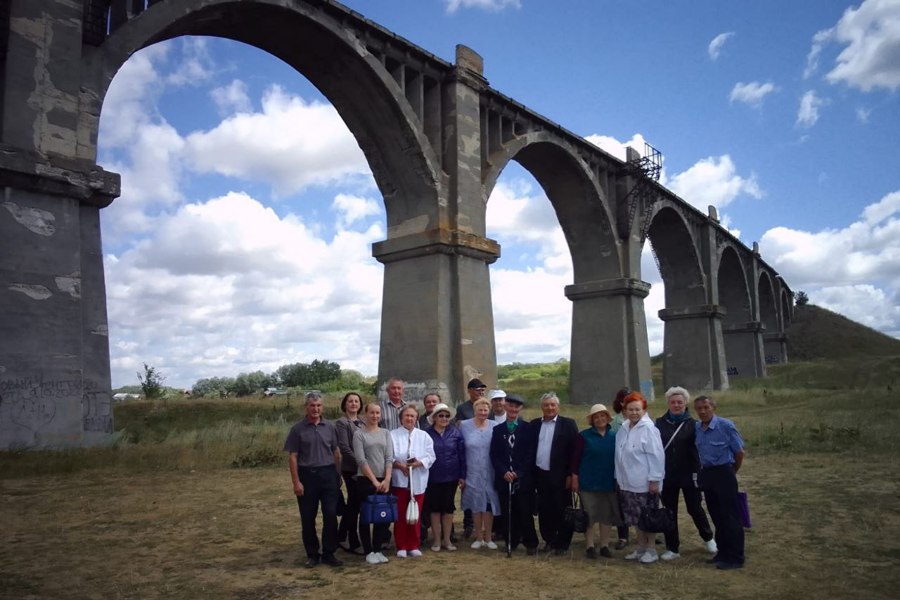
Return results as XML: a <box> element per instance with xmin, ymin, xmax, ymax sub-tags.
<box><xmin>507</xmin><ymin>478</ymin><xmax>512</xmax><ymax>558</ymax></box>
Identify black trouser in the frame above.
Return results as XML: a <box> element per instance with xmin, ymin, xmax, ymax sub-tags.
<box><xmin>497</xmin><ymin>479</ymin><xmax>538</xmax><ymax>549</ymax></box>
<box><xmin>661</xmin><ymin>472</ymin><xmax>714</xmax><ymax>553</ymax></box>
<box><xmin>535</xmin><ymin>469</ymin><xmax>574</xmax><ymax>550</ymax></box>
<box><xmin>296</xmin><ymin>465</ymin><xmax>340</xmax><ymax>559</ymax></box>
<box><xmin>698</xmin><ymin>465</ymin><xmax>745</xmax><ymax>564</ymax></box>
<box><xmin>338</xmin><ymin>472</ymin><xmax>362</xmax><ymax>549</ymax></box>
<box><xmin>356</xmin><ymin>478</ymin><xmax>391</xmax><ymax>554</ymax></box>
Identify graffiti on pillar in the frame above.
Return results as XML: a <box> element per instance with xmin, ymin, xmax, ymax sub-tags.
<box><xmin>0</xmin><ymin>376</ymin><xmax>71</xmax><ymax>431</ymax></box>
<box><xmin>82</xmin><ymin>380</ymin><xmax>113</xmax><ymax>433</ymax></box>
<box><xmin>765</xmin><ymin>354</ymin><xmax>782</xmax><ymax>365</ymax></box>
<box><xmin>726</xmin><ymin>366</ymin><xmax>739</xmax><ymax>377</ymax></box>
<box><xmin>377</xmin><ymin>381</ymin><xmax>451</xmax><ymax>407</ymax></box>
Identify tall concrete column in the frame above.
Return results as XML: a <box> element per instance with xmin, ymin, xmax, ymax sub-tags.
<box><xmin>566</xmin><ymin>278</ymin><xmax>654</xmax><ymax>404</ymax></box>
<box><xmin>373</xmin><ymin>229</ymin><xmax>499</xmax><ymax>407</ymax></box>
<box><xmin>763</xmin><ymin>332</ymin><xmax>787</xmax><ymax>366</ymax></box>
<box><xmin>0</xmin><ymin>146</ymin><xmax>118</xmax><ymax>448</ymax></box>
<box><xmin>658</xmin><ymin>305</ymin><xmax>728</xmax><ymax>392</ymax></box>
<box><xmin>723</xmin><ymin>322</ymin><xmax>766</xmax><ymax>379</ymax></box>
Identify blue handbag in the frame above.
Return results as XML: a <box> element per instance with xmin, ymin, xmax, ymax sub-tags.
<box><xmin>360</xmin><ymin>494</ymin><xmax>398</xmax><ymax>525</ymax></box>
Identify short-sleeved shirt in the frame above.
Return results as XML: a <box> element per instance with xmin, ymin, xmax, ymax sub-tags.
<box><xmin>379</xmin><ymin>399</ymin><xmax>406</xmax><ymax>432</ymax></box>
<box><xmin>283</xmin><ymin>418</ymin><xmax>339</xmax><ymax>468</ymax></box>
<box><xmin>695</xmin><ymin>415</ymin><xmax>744</xmax><ymax>468</ymax></box>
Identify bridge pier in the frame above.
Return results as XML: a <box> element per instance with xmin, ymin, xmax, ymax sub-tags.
<box><xmin>658</xmin><ymin>304</ymin><xmax>728</xmax><ymax>393</ymax></box>
<box><xmin>763</xmin><ymin>332</ymin><xmax>788</xmax><ymax>365</ymax></box>
<box><xmin>0</xmin><ymin>147</ymin><xmax>118</xmax><ymax>447</ymax></box>
<box><xmin>566</xmin><ymin>278</ymin><xmax>654</xmax><ymax>403</ymax></box>
<box><xmin>373</xmin><ymin>229</ymin><xmax>499</xmax><ymax>405</ymax></box>
<box><xmin>723</xmin><ymin>321</ymin><xmax>767</xmax><ymax>379</ymax></box>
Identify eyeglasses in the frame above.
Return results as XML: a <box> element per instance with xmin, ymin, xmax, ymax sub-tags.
<box><xmin>435</xmin><ymin>413</ymin><xmax>451</xmax><ymax>418</ymax></box>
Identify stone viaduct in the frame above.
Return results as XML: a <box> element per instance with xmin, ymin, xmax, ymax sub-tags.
<box><xmin>0</xmin><ymin>0</ymin><xmax>792</xmax><ymax>448</ymax></box>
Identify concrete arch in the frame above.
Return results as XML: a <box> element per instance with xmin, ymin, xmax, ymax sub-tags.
<box><xmin>79</xmin><ymin>0</ymin><xmax>442</xmax><ymax>229</ymax></box>
<box><xmin>646</xmin><ymin>205</ymin><xmax>705</xmax><ymax>307</ymax></box>
<box><xmin>780</xmin><ymin>284</ymin><xmax>793</xmax><ymax>327</ymax></box>
<box><xmin>718</xmin><ymin>245</ymin><xmax>752</xmax><ymax>327</ymax></box>
<box><xmin>483</xmin><ymin>133</ymin><xmax>621</xmax><ymax>281</ymax></box>
<box><xmin>757</xmin><ymin>271</ymin><xmax>779</xmax><ymax>332</ymax></box>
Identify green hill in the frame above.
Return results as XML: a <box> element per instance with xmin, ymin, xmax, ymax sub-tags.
<box><xmin>786</xmin><ymin>304</ymin><xmax>900</xmax><ymax>361</ymax></box>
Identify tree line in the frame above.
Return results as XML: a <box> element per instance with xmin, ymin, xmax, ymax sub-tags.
<box><xmin>190</xmin><ymin>359</ymin><xmax>369</xmax><ymax>398</ymax></box>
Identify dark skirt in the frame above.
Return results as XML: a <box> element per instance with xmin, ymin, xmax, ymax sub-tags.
<box><xmin>425</xmin><ymin>480</ymin><xmax>458</xmax><ymax>514</ymax></box>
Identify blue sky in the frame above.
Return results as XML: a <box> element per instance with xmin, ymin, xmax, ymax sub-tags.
<box><xmin>98</xmin><ymin>0</ymin><xmax>900</xmax><ymax>389</ymax></box>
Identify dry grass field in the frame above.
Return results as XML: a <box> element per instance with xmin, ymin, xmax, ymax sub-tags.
<box><xmin>2</xmin><ymin>357</ymin><xmax>899</xmax><ymax>599</ymax></box>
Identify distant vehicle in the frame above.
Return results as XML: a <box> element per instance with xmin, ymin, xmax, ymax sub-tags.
<box><xmin>264</xmin><ymin>387</ymin><xmax>289</xmax><ymax>396</ymax></box>
<box><xmin>112</xmin><ymin>393</ymin><xmax>141</xmax><ymax>402</ymax></box>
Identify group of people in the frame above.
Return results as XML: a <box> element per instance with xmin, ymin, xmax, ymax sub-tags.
<box><xmin>283</xmin><ymin>378</ymin><xmax>746</xmax><ymax>571</ymax></box>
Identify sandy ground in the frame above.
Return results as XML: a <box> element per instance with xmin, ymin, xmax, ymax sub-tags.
<box><xmin>2</xmin><ymin>453</ymin><xmax>898</xmax><ymax>600</ymax></box>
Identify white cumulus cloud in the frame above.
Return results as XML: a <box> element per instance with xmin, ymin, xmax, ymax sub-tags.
<box><xmin>667</xmin><ymin>155</ymin><xmax>763</xmax><ymax>212</ymax></box>
<box><xmin>708</xmin><ymin>32</ymin><xmax>735</xmax><ymax>60</ymax></box>
<box><xmin>729</xmin><ymin>81</ymin><xmax>777</xmax><ymax>107</ymax></box>
<box><xmin>760</xmin><ymin>190</ymin><xmax>900</xmax><ymax>337</ymax></box>
<box><xmin>211</xmin><ymin>79</ymin><xmax>252</xmax><ymax>116</ymax></box>
<box><xmin>796</xmin><ymin>90</ymin><xmax>828</xmax><ymax>127</ymax></box>
<box><xmin>809</xmin><ymin>0</ymin><xmax>900</xmax><ymax>91</ymax></box>
<box><xmin>445</xmin><ymin>0</ymin><xmax>521</xmax><ymax>13</ymax></box>
<box><xmin>184</xmin><ymin>85</ymin><xmax>369</xmax><ymax>195</ymax></box>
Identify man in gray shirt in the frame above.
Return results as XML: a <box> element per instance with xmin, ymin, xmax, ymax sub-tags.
<box><xmin>379</xmin><ymin>377</ymin><xmax>407</xmax><ymax>431</ymax></box>
<box><xmin>284</xmin><ymin>392</ymin><xmax>343</xmax><ymax>568</ymax></box>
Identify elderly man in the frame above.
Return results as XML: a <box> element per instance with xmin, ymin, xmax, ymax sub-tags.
<box><xmin>284</xmin><ymin>392</ymin><xmax>344</xmax><ymax>568</ymax></box>
<box><xmin>418</xmin><ymin>392</ymin><xmax>441</xmax><ymax>429</ymax></box>
<box><xmin>528</xmin><ymin>392</ymin><xmax>579</xmax><ymax>555</ymax></box>
<box><xmin>655</xmin><ymin>386</ymin><xmax>715</xmax><ymax>560</ymax></box>
<box><xmin>694</xmin><ymin>395</ymin><xmax>746</xmax><ymax>570</ymax></box>
<box><xmin>455</xmin><ymin>378</ymin><xmax>487</xmax><ymax>423</ymax></box>
<box><xmin>379</xmin><ymin>377</ymin><xmax>407</xmax><ymax>431</ymax></box>
<box><xmin>489</xmin><ymin>389</ymin><xmax>507</xmax><ymax>422</ymax></box>
<box><xmin>490</xmin><ymin>394</ymin><xmax>538</xmax><ymax>555</ymax></box>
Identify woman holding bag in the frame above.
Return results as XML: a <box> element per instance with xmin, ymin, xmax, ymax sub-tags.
<box><xmin>353</xmin><ymin>403</ymin><xmax>394</xmax><ymax>565</ymax></box>
<box><xmin>614</xmin><ymin>392</ymin><xmax>666</xmax><ymax>564</ymax></box>
<box><xmin>391</xmin><ymin>404</ymin><xmax>436</xmax><ymax>558</ymax></box>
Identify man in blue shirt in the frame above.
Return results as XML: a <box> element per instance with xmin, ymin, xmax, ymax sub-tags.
<box><xmin>694</xmin><ymin>395</ymin><xmax>745</xmax><ymax>570</ymax></box>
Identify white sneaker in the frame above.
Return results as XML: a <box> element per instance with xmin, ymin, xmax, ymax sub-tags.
<box><xmin>366</xmin><ymin>552</ymin><xmax>380</xmax><ymax>564</ymax></box>
<box><xmin>471</xmin><ymin>540</ymin><xmax>484</xmax><ymax>549</ymax></box>
<box><xmin>409</xmin><ymin>549</ymin><xmax>423</xmax><ymax>557</ymax></box>
<box><xmin>396</xmin><ymin>550</ymin><xmax>407</xmax><ymax>558</ymax></box>
<box><xmin>376</xmin><ymin>552</ymin><xmax>389</xmax><ymax>563</ymax></box>
<box><xmin>624</xmin><ymin>549</ymin><xmax>645</xmax><ymax>561</ymax></box>
<box><xmin>639</xmin><ymin>550</ymin><xmax>659</xmax><ymax>563</ymax></box>
<box><xmin>486</xmin><ymin>541</ymin><xmax>498</xmax><ymax>550</ymax></box>
<box><xmin>660</xmin><ymin>550</ymin><xmax>680</xmax><ymax>561</ymax></box>
<box><xmin>705</xmin><ymin>539</ymin><xmax>718</xmax><ymax>554</ymax></box>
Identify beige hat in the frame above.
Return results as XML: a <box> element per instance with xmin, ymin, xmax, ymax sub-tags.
<box><xmin>587</xmin><ymin>403</ymin><xmax>612</xmax><ymax>419</ymax></box>
<box><xmin>427</xmin><ymin>403</ymin><xmax>455</xmax><ymax>425</ymax></box>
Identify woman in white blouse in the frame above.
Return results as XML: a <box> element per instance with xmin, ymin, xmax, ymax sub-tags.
<box><xmin>391</xmin><ymin>404</ymin><xmax>436</xmax><ymax>558</ymax></box>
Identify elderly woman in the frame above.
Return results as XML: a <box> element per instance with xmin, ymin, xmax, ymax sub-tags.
<box><xmin>614</xmin><ymin>391</ymin><xmax>666</xmax><ymax>563</ymax></box>
<box><xmin>654</xmin><ymin>386</ymin><xmax>716</xmax><ymax>560</ymax></box>
<box><xmin>390</xmin><ymin>404</ymin><xmax>436</xmax><ymax>558</ymax></box>
<box><xmin>353</xmin><ymin>403</ymin><xmax>394</xmax><ymax>565</ymax></box>
<box><xmin>335</xmin><ymin>392</ymin><xmax>364</xmax><ymax>555</ymax></box>
<box><xmin>460</xmin><ymin>398</ymin><xmax>501</xmax><ymax>549</ymax></box>
<box><xmin>425</xmin><ymin>403</ymin><xmax>466</xmax><ymax>551</ymax></box>
<box><xmin>571</xmin><ymin>403</ymin><xmax>623</xmax><ymax>558</ymax></box>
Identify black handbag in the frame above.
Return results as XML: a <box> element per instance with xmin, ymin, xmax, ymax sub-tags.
<box><xmin>638</xmin><ymin>501</ymin><xmax>674</xmax><ymax>533</ymax></box>
<box><xmin>359</xmin><ymin>494</ymin><xmax>398</xmax><ymax>525</ymax></box>
<box><xmin>563</xmin><ymin>493</ymin><xmax>589</xmax><ymax>533</ymax></box>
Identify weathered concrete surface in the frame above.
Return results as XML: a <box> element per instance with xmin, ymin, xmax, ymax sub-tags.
<box><xmin>0</xmin><ymin>0</ymin><xmax>793</xmax><ymax>447</ymax></box>
<box><xmin>0</xmin><ymin>146</ymin><xmax>118</xmax><ymax>447</ymax></box>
